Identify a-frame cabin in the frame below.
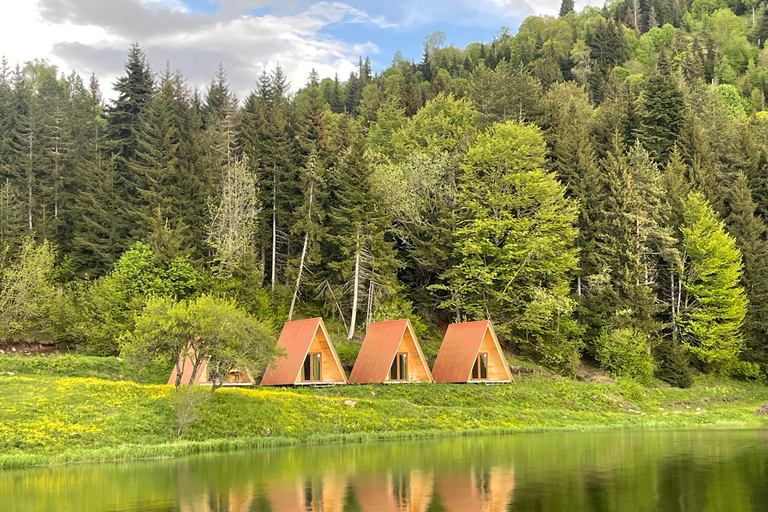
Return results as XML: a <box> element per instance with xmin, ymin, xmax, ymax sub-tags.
<box><xmin>167</xmin><ymin>346</ymin><xmax>255</xmax><ymax>387</ymax></box>
<box><xmin>261</xmin><ymin>317</ymin><xmax>347</xmax><ymax>386</ymax></box>
<box><xmin>349</xmin><ymin>319</ymin><xmax>433</xmax><ymax>384</ymax></box>
<box><xmin>431</xmin><ymin>320</ymin><xmax>513</xmax><ymax>383</ymax></box>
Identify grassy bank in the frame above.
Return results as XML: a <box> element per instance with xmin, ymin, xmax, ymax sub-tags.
<box><xmin>1</xmin><ymin>356</ymin><xmax>767</xmax><ymax>469</ymax></box>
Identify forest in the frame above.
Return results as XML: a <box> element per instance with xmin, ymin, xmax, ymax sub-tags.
<box><xmin>1</xmin><ymin>0</ymin><xmax>768</xmax><ymax>386</ymax></box>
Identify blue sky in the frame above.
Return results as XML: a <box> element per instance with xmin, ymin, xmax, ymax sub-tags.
<box><xmin>0</xmin><ymin>0</ymin><xmax>590</xmax><ymax>99</ymax></box>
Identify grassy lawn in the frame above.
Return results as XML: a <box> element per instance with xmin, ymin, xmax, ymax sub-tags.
<box><xmin>1</xmin><ymin>355</ymin><xmax>767</xmax><ymax>469</ymax></box>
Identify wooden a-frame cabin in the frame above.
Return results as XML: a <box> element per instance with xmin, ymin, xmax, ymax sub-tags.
<box><xmin>260</xmin><ymin>317</ymin><xmax>347</xmax><ymax>386</ymax></box>
<box><xmin>167</xmin><ymin>345</ymin><xmax>255</xmax><ymax>387</ymax></box>
<box><xmin>431</xmin><ymin>320</ymin><xmax>513</xmax><ymax>384</ymax></box>
<box><xmin>349</xmin><ymin>319</ymin><xmax>433</xmax><ymax>384</ymax></box>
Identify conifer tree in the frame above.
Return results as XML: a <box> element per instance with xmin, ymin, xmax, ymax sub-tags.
<box><xmin>105</xmin><ymin>43</ymin><xmax>154</xmax><ymax>255</ymax></box>
<box><xmin>726</xmin><ymin>173</ymin><xmax>768</xmax><ymax>373</ymax></box>
<box><xmin>637</xmin><ymin>50</ymin><xmax>685</xmax><ymax>163</ymax></box>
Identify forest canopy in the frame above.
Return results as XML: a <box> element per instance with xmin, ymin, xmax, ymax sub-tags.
<box><xmin>1</xmin><ymin>0</ymin><xmax>768</xmax><ymax>384</ymax></box>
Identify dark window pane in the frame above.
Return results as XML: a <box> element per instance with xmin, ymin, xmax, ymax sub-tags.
<box><xmin>303</xmin><ymin>355</ymin><xmax>311</xmax><ymax>381</ymax></box>
<box><xmin>391</xmin><ymin>358</ymin><xmax>398</xmax><ymax>380</ymax></box>
<box><xmin>399</xmin><ymin>353</ymin><xmax>407</xmax><ymax>380</ymax></box>
<box><xmin>472</xmin><ymin>358</ymin><xmax>479</xmax><ymax>379</ymax></box>
<box><xmin>480</xmin><ymin>353</ymin><xmax>487</xmax><ymax>379</ymax></box>
<box><xmin>312</xmin><ymin>353</ymin><xmax>321</xmax><ymax>381</ymax></box>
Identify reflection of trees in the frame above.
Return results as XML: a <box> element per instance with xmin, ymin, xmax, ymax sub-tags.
<box><xmin>4</xmin><ymin>431</ymin><xmax>768</xmax><ymax>512</ymax></box>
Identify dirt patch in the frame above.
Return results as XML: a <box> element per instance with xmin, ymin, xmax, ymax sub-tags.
<box><xmin>0</xmin><ymin>342</ymin><xmax>58</xmax><ymax>356</ymax></box>
<box><xmin>509</xmin><ymin>366</ymin><xmax>540</xmax><ymax>376</ymax></box>
<box><xmin>575</xmin><ymin>357</ymin><xmax>615</xmax><ymax>384</ymax></box>
<box><xmin>666</xmin><ymin>397</ymin><xmax>738</xmax><ymax>407</ymax></box>
<box><xmin>756</xmin><ymin>404</ymin><xmax>768</xmax><ymax>416</ymax></box>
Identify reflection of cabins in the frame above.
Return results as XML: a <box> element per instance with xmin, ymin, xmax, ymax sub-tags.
<box><xmin>261</xmin><ymin>317</ymin><xmax>347</xmax><ymax>386</ymax></box>
<box><xmin>349</xmin><ymin>319</ymin><xmax>433</xmax><ymax>384</ymax></box>
<box><xmin>355</xmin><ymin>469</ymin><xmax>433</xmax><ymax>512</ymax></box>
<box><xmin>167</xmin><ymin>345</ymin><xmax>255</xmax><ymax>387</ymax></box>
<box><xmin>431</xmin><ymin>321</ymin><xmax>513</xmax><ymax>383</ymax></box>
<box><xmin>268</xmin><ymin>474</ymin><xmax>348</xmax><ymax>512</ymax></box>
<box><xmin>435</xmin><ymin>467</ymin><xmax>515</xmax><ymax>512</ymax></box>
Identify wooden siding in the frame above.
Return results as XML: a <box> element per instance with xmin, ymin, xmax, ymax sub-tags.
<box><xmin>469</xmin><ymin>326</ymin><xmax>512</xmax><ymax>382</ymax></box>
<box><xmin>384</xmin><ymin>325</ymin><xmax>432</xmax><ymax>383</ymax></box>
<box><xmin>261</xmin><ymin>317</ymin><xmax>347</xmax><ymax>386</ymax></box>
<box><xmin>432</xmin><ymin>321</ymin><xmax>512</xmax><ymax>383</ymax></box>
<box><xmin>349</xmin><ymin>319</ymin><xmax>433</xmax><ymax>384</ymax></box>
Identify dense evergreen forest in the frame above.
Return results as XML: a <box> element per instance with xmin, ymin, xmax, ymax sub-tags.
<box><xmin>2</xmin><ymin>0</ymin><xmax>768</xmax><ymax>385</ymax></box>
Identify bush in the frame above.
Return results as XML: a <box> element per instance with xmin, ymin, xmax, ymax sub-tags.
<box><xmin>653</xmin><ymin>338</ymin><xmax>693</xmax><ymax>388</ymax></box>
<box><xmin>334</xmin><ymin>340</ymin><xmax>361</xmax><ymax>374</ymax></box>
<box><xmin>594</xmin><ymin>328</ymin><xmax>654</xmax><ymax>385</ymax></box>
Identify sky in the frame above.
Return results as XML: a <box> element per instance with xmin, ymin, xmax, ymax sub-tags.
<box><xmin>0</xmin><ymin>0</ymin><xmax>596</xmax><ymax>101</ymax></box>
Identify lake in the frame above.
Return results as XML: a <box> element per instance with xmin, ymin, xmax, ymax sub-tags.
<box><xmin>2</xmin><ymin>429</ymin><xmax>768</xmax><ymax>511</ymax></box>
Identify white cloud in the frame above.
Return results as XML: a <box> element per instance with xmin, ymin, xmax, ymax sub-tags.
<box><xmin>0</xmin><ymin>0</ymin><xmax>387</xmax><ymax>101</ymax></box>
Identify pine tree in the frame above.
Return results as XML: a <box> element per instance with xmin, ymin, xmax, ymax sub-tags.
<box><xmin>327</xmin><ymin>127</ymin><xmax>395</xmax><ymax>339</ymax></box>
<box><xmin>678</xmin><ymin>192</ymin><xmax>747</xmax><ymax>375</ymax></box>
<box><xmin>637</xmin><ymin>50</ymin><xmax>685</xmax><ymax>163</ymax></box>
<box><xmin>559</xmin><ymin>0</ymin><xmax>575</xmax><ymax>17</ymax></box>
<box><xmin>725</xmin><ymin>173</ymin><xmax>768</xmax><ymax>373</ymax></box>
<box><xmin>105</xmin><ymin>43</ymin><xmax>154</xmax><ymax>256</ymax></box>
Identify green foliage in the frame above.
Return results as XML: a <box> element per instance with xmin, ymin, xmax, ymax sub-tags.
<box><xmin>435</xmin><ymin>121</ymin><xmax>581</xmax><ymax>375</ymax></box>
<box><xmin>679</xmin><ymin>193</ymin><xmax>748</xmax><ymax>375</ymax></box>
<box><xmin>653</xmin><ymin>339</ymin><xmax>694</xmax><ymax>388</ymax></box>
<box><xmin>121</xmin><ymin>295</ymin><xmax>277</xmax><ymax>390</ymax></box>
<box><xmin>0</xmin><ymin>238</ymin><xmax>56</xmax><ymax>339</ymax></box>
<box><xmin>2</xmin><ymin>372</ymin><xmax>768</xmax><ymax>466</ymax></box>
<box><xmin>0</xmin><ymin>354</ymin><xmax>169</xmax><ymax>384</ymax></box>
<box><xmin>594</xmin><ymin>328</ymin><xmax>655</xmax><ymax>384</ymax></box>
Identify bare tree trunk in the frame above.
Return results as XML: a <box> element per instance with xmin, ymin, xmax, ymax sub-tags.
<box><xmin>366</xmin><ymin>280</ymin><xmax>374</xmax><ymax>328</ymax></box>
<box><xmin>259</xmin><ymin>246</ymin><xmax>266</xmax><ymax>287</ymax></box>
<box><xmin>347</xmin><ymin>232</ymin><xmax>361</xmax><ymax>340</ymax></box>
<box><xmin>670</xmin><ymin>264</ymin><xmax>677</xmax><ymax>342</ymax></box>
<box><xmin>288</xmin><ymin>179</ymin><xmax>314</xmax><ymax>322</ymax></box>
<box><xmin>27</xmin><ymin>131</ymin><xmax>33</xmax><ymax>231</ymax></box>
<box><xmin>271</xmin><ymin>166</ymin><xmax>276</xmax><ymax>292</ymax></box>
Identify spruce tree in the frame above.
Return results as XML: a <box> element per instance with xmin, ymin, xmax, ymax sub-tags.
<box><xmin>726</xmin><ymin>173</ymin><xmax>768</xmax><ymax>373</ymax></box>
<box><xmin>559</xmin><ymin>0</ymin><xmax>575</xmax><ymax>17</ymax></box>
<box><xmin>105</xmin><ymin>43</ymin><xmax>154</xmax><ymax>255</ymax></box>
<box><xmin>637</xmin><ymin>50</ymin><xmax>685</xmax><ymax>163</ymax></box>
<box><xmin>327</xmin><ymin>127</ymin><xmax>395</xmax><ymax>339</ymax></box>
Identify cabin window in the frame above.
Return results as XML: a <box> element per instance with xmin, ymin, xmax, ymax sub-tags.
<box><xmin>390</xmin><ymin>353</ymin><xmax>408</xmax><ymax>380</ymax></box>
<box><xmin>472</xmin><ymin>353</ymin><xmax>488</xmax><ymax>380</ymax></box>
<box><xmin>303</xmin><ymin>353</ymin><xmax>321</xmax><ymax>381</ymax></box>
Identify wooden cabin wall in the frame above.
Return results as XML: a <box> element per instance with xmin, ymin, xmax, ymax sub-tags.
<box><xmin>474</xmin><ymin>329</ymin><xmax>509</xmax><ymax>381</ymax></box>
<box><xmin>384</xmin><ymin>327</ymin><xmax>431</xmax><ymax>382</ymax></box>
<box><xmin>308</xmin><ymin>332</ymin><xmax>345</xmax><ymax>383</ymax></box>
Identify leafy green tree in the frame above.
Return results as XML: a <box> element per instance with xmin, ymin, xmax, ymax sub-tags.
<box><xmin>121</xmin><ymin>294</ymin><xmax>277</xmax><ymax>391</ymax></box>
<box><xmin>594</xmin><ymin>328</ymin><xmax>654</xmax><ymax>384</ymax></box>
<box><xmin>678</xmin><ymin>192</ymin><xmax>747</xmax><ymax>374</ymax></box>
<box><xmin>0</xmin><ymin>238</ymin><xmax>55</xmax><ymax>339</ymax></box>
<box><xmin>436</xmin><ymin>121</ymin><xmax>581</xmax><ymax>374</ymax></box>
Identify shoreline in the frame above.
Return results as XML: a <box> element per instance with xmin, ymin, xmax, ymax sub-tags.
<box><xmin>2</xmin><ymin>418</ymin><xmax>765</xmax><ymax>471</ymax></box>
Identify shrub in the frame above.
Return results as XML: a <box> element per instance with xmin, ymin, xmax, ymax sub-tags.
<box><xmin>653</xmin><ymin>338</ymin><xmax>693</xmax><ymax>388</ymax></box>
<box><xmin>594</xmin><ymin>328</ymin><xmax>654</xmax><ymax>385</ymax></box>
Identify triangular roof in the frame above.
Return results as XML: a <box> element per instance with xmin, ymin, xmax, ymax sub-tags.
<box><xmin>167</xmin><ymin>346</ymin><xmax>255</xmax><ymax>386</ymax></box>
<box><xmin>349</xmin><ymin>319</ymin><xmax>433</xmax><ymax>383</ymax></box>
<box><xmin>260</xmin><ymin>317</ymin><xmax>347</xmax><ymax>385</ymax></box>
<box><xmin>431</xmin><ymin>320</ymin><xmax>512</xmax><ymax>383</ymax></box>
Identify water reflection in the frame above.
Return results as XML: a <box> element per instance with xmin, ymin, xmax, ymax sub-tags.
<box><xmin>3</xmin><ymin>430</ymin><xmax>768</xmax><ymax>512</ymax></box>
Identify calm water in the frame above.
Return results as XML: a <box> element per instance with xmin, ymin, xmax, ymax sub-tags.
<box><xmin>2</xmin><ymin>429</ymin><xmax>768</xmax><ymax>512</ymax></box>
